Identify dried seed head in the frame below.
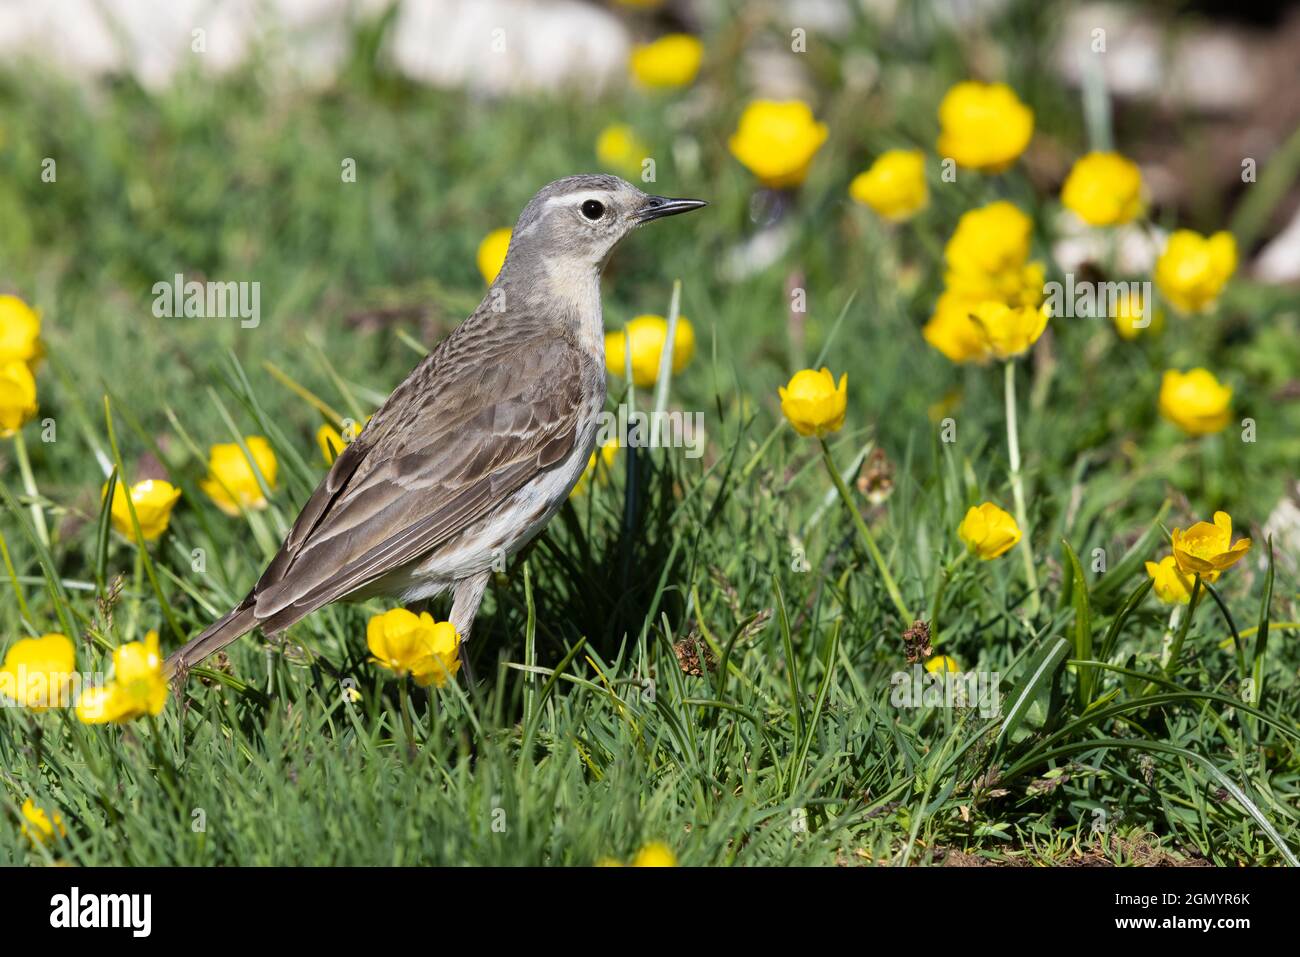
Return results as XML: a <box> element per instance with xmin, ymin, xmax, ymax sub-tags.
<box><xmin>901</xmin><ymin>619</ymin><xmax>933</xmax><ymax>664</ymax></box>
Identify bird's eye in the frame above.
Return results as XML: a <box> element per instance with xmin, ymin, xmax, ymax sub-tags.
<box><xmin>581</xmin><ymin>199</ymin><xmax>605</xmax><ymax>220</ymax></box>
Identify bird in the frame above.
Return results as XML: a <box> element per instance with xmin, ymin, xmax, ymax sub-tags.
<box><xmin>165</xmin><ymin>173</ymin><xmax>705</xmax><ymax>681</ymax></box>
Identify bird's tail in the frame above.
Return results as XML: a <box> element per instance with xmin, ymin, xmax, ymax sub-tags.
<box><xmin>164</xmin><ymin>603</ymin><xmax>258</xmax><ymax>680</ymax></box>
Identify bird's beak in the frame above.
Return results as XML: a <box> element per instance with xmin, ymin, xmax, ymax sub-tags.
<box><xmin>636</xmin><ymin>195</ymin><xmax>708</xmax><ymax>223</ymax></box>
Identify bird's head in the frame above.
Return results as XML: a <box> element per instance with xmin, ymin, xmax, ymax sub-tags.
<box><xmin>502</xmin><ymin>174</ymin><xmax>706</xmax><ymax>279</ymax></box>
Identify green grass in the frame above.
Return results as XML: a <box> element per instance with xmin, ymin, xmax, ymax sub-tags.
<box><xmin>2</xmin><ymin>2</ymin><xmax>1299</xmax><ymax>866</ymax></box>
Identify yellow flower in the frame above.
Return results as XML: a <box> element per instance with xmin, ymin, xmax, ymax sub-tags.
<box><xmin>632</xmin><ymin>841</ymin><xmax>677</xmax><ymax>866</ymax></box>
<box><xmin>103</xmin><ymin>479</ymin><xmax>181</xmax><ymax>542</ymax></box>
<box><xmin>958</xmin><ymin>502</ymin><xmax>1021</xmax><ymax>560</ymax></box>
<box><xmin>728</xmin><ymin>100</ymin><xmax>828</xmax><ymax>189</ymax></box>
<box><xmin>945</xmin><ymin>201</ymin><xmax>1034</xmax><ymax>283</ymax></box>
<box><xmin>21</xmin><ymin>798</ymin><xmax>66</xmax><ymax>846</ymax></box>
<box><xmin>477</xmin><ymin>227</ymin><xmax>512</xmax><ymax>285</ymax></box>
<box><xmin>0</xmin><ymin>633</ymin><xmax>76</xmax><ymax>711</ymax></box>
<box><xmin>1111</xmin><ymin>289</ymin><xmax>1162</xmax><ymax>340</ymax></box>
<box><xmin>1154</xmin><ymin>230</ymin><xmax>1236</xmax><ymax>314</ymax></box>
<box><xmin>778</xmin><ymin>368</ymin><xmax>847</xmax><ymax>437</ymax></box>
<box><xmin>76</xmin><ymin>631</ymin><xmax>168</xmax><ymax>724</ymax></box>
<box><xmin>969</xmin><ymin>301</ymin><xmax>1049</xmax><ymax>360</ymax></box>
<box><xmin>0</xmin><ymin>359</ymin><xmax>38</xmax><ymax>437</ymax></box>
<box><xmin>925</xmin><ymin>655</ymin><xmax>960</xmax><ymax>674</ymax></box>
<box><xmin>604</xmin><ymin>314</ymin><xmax>695</xmax><ymax>387</ymax></box>
<box><xmin>1171</xmin><ymin>511</ymin><xmax>1251</xmax><ymax>577</ymax></box>
<box><xmin>1158</xmin><ymin>368</ymin><xmax>1232</xmax><ymax>435</ymax></box>
<box><xmin>319</xmin><ymin>418</ymin><xmax>365</xmax><ymax>464</ymax></box>
<box><xmin>572</xmin><ymin>438</ymin><xmax>620</xmax><ymax>497</ymax></box>
<box><xmin>936</xmin><ymin>81</ymin><xmax>1034</xmax><ymax>173</ymax></box>
<box><xmin>1145</xmin><ymin>555</ymin><xmax>1200</xmax><ymax>604</ymax></box>
<box><xmin>596</xmin><ymin>124</ymin><xmax>650</xmax><ymax>179</ymax></box>
<box><xmin>849</xmin><ymin>149</ymin><xmax>929</xmax><ymax>222</ymax></box>
<box><xmin>317</xmin><ymin>424</ymin><xmax>346</xmax><ymax>464</ymax></box>
<box><xmin>922</xmin><ymin>291</ymin><xmax>991</xmax><ymax>365</ymax></box>
<box><xmin>949</xmin><ymin>260</ymin><xmax>1046</xmax><ymax>309</ymax></box>
<box><xmin>629</xmin><ymin>34</ymin><xmax>702</xmax><ymax>89</ymax></box>
<box><xmin>0</xmin><ymin>294</ymin><xmax>42</xmax><ymax>364</ymax></box>
<box><xmin>366</xmin><ymin>609</ymin><xmax>461</xmax><ymax>688</ymax></box>
<box><xmin>1060</xmin><ymin>152</ymin><xmax>1144</xmax><ymax>226</ymax></box>
<box><xmin>200</xmin><ymin>436</ymin><xmax>278</xmax><ymax>516</ymax></box>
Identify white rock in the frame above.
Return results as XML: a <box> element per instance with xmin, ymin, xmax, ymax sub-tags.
<box><xmin>1253</xmin><ymin>205</ymin><xmax>1300</xmax><ymax>284</ymax></box>
<box><xmin>0</xmin><ymin>0</ymin><xmax>628</xmax><ymax>93</ymax></box>
<box><xmin>1052</xmin><ymin>212</ymin><xmax>1166</xmax><ymax>275</ymax></box>
<box><xmin>386</xmin><ymin>0</ymin><xmax>629</xmax><ymax>96</ymax></box>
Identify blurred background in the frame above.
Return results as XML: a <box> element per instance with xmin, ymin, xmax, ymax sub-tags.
<box><xmin>1</xmin><ymin>0</ymin><xmax>1298</xmax><ymax>564</ymax></box>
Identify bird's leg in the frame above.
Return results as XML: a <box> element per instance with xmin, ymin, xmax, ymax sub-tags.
<box><xmin>449</xmin><ymin>572</ymin><xmax>491</xmax><ymax>686</ymax></box>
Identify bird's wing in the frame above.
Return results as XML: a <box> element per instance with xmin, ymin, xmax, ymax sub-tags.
<box><xmin>247</xmin><ymin>331</ymin><xmax>593</xmax><ymax>627</ymax></box>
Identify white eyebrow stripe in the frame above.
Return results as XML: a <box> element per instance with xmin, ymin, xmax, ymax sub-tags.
<box><xmin>514</xmin><ymin>191</ymin><xmax>614</xmax><ymax>241</ymax></box>
<box><xmin>542</xmin><ymin>191</ymin><xmax>614</xmax><ymax>210</ymax></box>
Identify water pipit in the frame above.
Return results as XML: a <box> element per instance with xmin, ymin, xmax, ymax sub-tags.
<box><xmin>167</xmin><ymin>174</ymin><xmax>705</xmax><ymax>680</ymax></box>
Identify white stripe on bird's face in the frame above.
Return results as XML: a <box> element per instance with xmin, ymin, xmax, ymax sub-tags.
<box><xmin>541</xmin><ymin>190</ymin><xmax>616</xmax><ymax>212</ymax></box>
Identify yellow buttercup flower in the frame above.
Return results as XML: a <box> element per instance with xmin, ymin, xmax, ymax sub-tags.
<box><xmin>1158</xmin><ymin>368</ymin><xmax>1231</xmax><ymax>435</ymax></box>
<box><xmin>925</xmin><ymin>655</ymin><xmax>960</xmax><ymax>674</ymax></box>
<box><xmin>958</xmin><ymin>502</ymin><xmax>1021</xmax><ymax>560</ymax></box>
<box><xmin>1145</xmin><ymin>555</ymin><xmax>1200</xmax><ymax>604</ymax></box>
<box><xmin>632</xmin><ymin>841</ymin><xmax>677</xmax><ymax>867</ymax></box>
<box><xmin>936</xmin><ymin>81</ymin><xmax>1034</xmax><ymax>173</ymax></box>
<box><xmin>0</xmin><ymin>633</ymin><xmax>76</xmax><ymax>711</ymax></box>
<box><xmin>927</xmin><ymin>201</ymin><xmax>1045</xmax><ymax>363</ymax></box>
<box><xmin>0</xmin><ymin>359</ymin><xmax>38</xmax><ymax>437</ymax></box>
<box><xmin>849</xmin><ymin>149</ymin><xmax>928</xmax><ymax>222</ymax></box>
<box><xmin>0</xmin><ymin>294</ymin><xmax>42</xmax><ymax>364</ymax></box>
<box><xmin>1154</xmin><ymin>230</ymin><xmax>1236</xmax><ymax>314</ymax></box>
<box><xmin>945</xmin><ymin>201</ymin><xmax>1033</xmax><ymax>282</ymax></box>
<box><xmin>596</xmin><ymin>124</ymin><xmax>650</xmax><ymax>179</ymax></box>
<box><xmin>1111</xmin><ymin>290</ymin><xmax>1162</xmax><ymax>340</ymax></box>
<box><xmin>477</xmin><ymin>227</ymin><xmax>512</xmax><ymax>285</ymax></box>
<box><xmin>1061</xmin><ymin>152</ymin><xmax>1144</xmax><ymax>226</ymax></box>
<box><xmin>922</xmin><ymin>291</ymin><xmax>991</xmax><ymax>365</ymax></box>
<box><xmin>21</xmin><ymin>798</ymin><xmax>66</xmax><ymax>846</ymax></box>
<box><xmin>629</xmin><ymin>34</ymin><xmax>702</xmax><ymax>89</ymax></box>
<box><xmin>950</xmin><ymin>260</ymin><xmax>1046</xmax><ymax>310</ymax></box>
<box><xmin>318</xmin><ymin>418</ymin><xmax>365</xmax><ymax>464</ymax></box>
<box><xmin>76</xmin><ymin>631</ymin><xmax>168</xmax><ymax>724</ymax></box>
<box><xmin>200</xmin><ymin>436</ymin><xmax>278</xmax><ymax>516</ymax></box>
<box><xmin>605</xmin><ymin>314</ymin><xmax>695</xmax><ymax>387</ymax></box>
<box><xmin>572</xmin><ymin>438</ymin><xmax>620</xmax><ymax>497</ymax></box>
<box><xmin>103</xmin><ymin>479</ymin><xmax>181</xmax><ymax>542</ymax></box>
<box><xmin>969</xmin><ymin>301</ymin><xmax>1049</xmax><ymax>360</ymax></box>
<box><xmin>1171</xmin><ymin>511</ymin><xmax>1251</xmax><ymax>577</ymax></box>
<box><xmin>367</xmin><ymin>609</ymin><xmax>461</xmax><ymax>688</ymax></box>
<box><xmin>778</xmin><ymin>368</ymin><xmax>847</xmax><ymax>437</ymax></box>
<box><xmin>728</xmin><ymin>100</ymin><xmax>828</xmax><ymax>189</ymax></box>
<box><xmin>318</xmin><ymin>424</ymin><xmax>346</xmax><ymax>464</ymax></box>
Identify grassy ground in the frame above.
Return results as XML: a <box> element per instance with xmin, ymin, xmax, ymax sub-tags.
<box><xmin>2</xmin><ymin>3</ymin><xmax>1298</xmax><ymax>865</ymax></box>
